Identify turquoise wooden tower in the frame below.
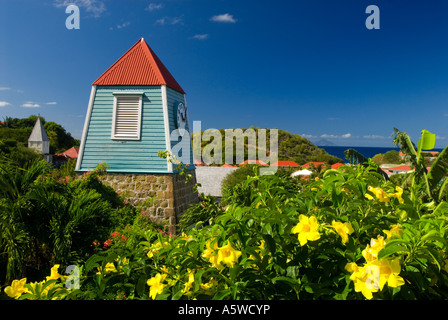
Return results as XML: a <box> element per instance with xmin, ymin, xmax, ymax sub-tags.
<box><xmin>75</xmin><ymin>38</ymin><xmax>197</xmax><ymax>232</ymax></box>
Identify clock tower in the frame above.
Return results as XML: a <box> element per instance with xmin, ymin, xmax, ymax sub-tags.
<box><xmin>76</xmin><ymin>38</ymin><xmax>198</xmax><ymax>233</ymax></box>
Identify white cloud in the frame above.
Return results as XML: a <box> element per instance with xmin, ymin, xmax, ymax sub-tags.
<box><xmin>46</xmin><ymin>102</ymin><xmax>57</xmax><ymax>105</ymax></box>
<box><xmin>210</xmin><ymin>13</ymin><xmax>237</xmax><ymax>23</ymax></box>
<box><xmin>146</xmin><ymin>3</ymin><xmax>163</xmax><ymax>11</ymax></box>
<box><xmin>301</xmin><ymin>134</ymin><xmax>317</xmax><ymax>139</ymax></box>
<box><xmin>320</xmin><ymin>133</ymin><xmax>351</xmax><ymax>139</ymax></box>
<box><xmin>116</xmin><ymin>21</ymin><xmax>130</xmax><ymax>29</ymax></box>
<box><xmin>192</xmin><ymin>34</ymin><xmax>209</xmax><ymax>40</ymax></box>
<box><xmin>0</xmin><ymin>101</ymin><xmax>11</xmax><ymax>107</ymax></box>
<box><xmin>0</xmin><ymin>87</ymin><xmax>11</xmax><ymax>91</ymax></box>
<box><xmin>21</xmin><ymin>101</ymin><xmax>40</xmax><ymax>108</ymax></box>
<box><xmin>155</xmin><ymin>16</ymin><xmax>183</xmax><ymax>25</ymax></box>
<box><xmin>364</xmin><ymin>134</ymin><xmax>386</xmax><ymax>139</ymax></box>
<box><xmin>53</xmin><ymin>0</ymin><xmax>106</xmax><ymax>18</ymax></box>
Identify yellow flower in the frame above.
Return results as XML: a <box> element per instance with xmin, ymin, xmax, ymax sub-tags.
<box><xmin>180</xmin><ymin>232</ymin><xmax>194</xmax><ymax>241</ymax></box>
<box><xmin>217</xmin><ymin>241</ymin><xmax>242</xmax><ymax>268</ymax></box>
<box><xmin>366</xmin><ymin>186</ymin><xmax>390</xmax><ymax>202</ymax></box>
<box><xmin>383</xmin><ymin>224</ymin><xmax>403</xmax><ymax>239</ymax></box>
<box><xmin>331</xmin><ymin>221</ymin><xmax>354</xmax><ymax>244</ymax></box>
<box><xmin>377</xmin><ymin>258</ymin><xmax>405</xmax><ymax>290</ymax></box>
<box><xmin>362</xmin><ymin>236</ymin><xmax>386</xmax><ymax>263</ymax></box>
<box><xmin>4</xmin><ymin>278</ymin><xmax>29</xmax><ymax>299</ymax></box>
<box><xmin>345</xmin><ymin>262</ymin><xmax>359</xmax><ymax>274</ymax></box>
<box><xmin>147</xmin><ymin>240</ymin><xmax>171</xmax><ymax>258</ymax></box>
<box><xmin>200</xmin><ymin>277</ymin><xmax>218</xmax><ymax>295</ymax></box>
<box><xmin>182</xmin><ymin>269</ymin><xmax>195</xmax><ymax>295</ymax></box>
<box><xmin>202</xmin><ymin>240</ymin><xmax>223</xmax><ymax>269</ymax></box>
<box><xmin>291</xmin><ymin>214</ymin><xmax>321</xmax><ymax>246</ymax></box>
<box><xmin>96</xmin><ymin>262</ymin><xmax>117</xmax><ymax>275</ymax></box>
<box><xmin>346</xmin><ymin>237</ymin><xmax>405</xmax><ymax>299</ymax></box>
<box><xmin>351</xmin><ymin>265</ymin><xmax>380</xmax><ymax>299</ymax></box>
<box><xmin>393</xmin><ymin>186</ymin><xmax>404</xmax><ymax>204</ymax></box>
<box><xmin>147</xmin><ymin>273</ymin><xmax>167</xmax><ymax>300</ymax></box>
<box><xmin>365</xmin><ymin>193</ymin><xmax>374</xmax><ymax>201</ymax></box>
<box><xmin>46</xmin><ymin>264</ymin><xmax>62</xmax><ymax>281</ymax></box>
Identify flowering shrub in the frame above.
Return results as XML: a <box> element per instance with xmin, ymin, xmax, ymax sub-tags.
<box><xmin>3</xmin><ymin>131</ymin><xmax>448</xmax><ymax>300</ymax></box>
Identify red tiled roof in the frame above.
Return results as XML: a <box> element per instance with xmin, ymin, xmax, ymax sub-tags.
<box><xmin>331</xmin><ymin>163</ymin><xmax>345</xmax><ymax>169</ymax></box>
<box><xmin>271</xmin><ymin>161</ymin><xmax>299</xmax><ymax>167</ymax></box>
<box><xmin>93</xmin><ymin>38</ymin><xmax>185</xmax><ymax>94</ymax></box>
<box><xmin>221</xmin><ymin>164</ymin><xmax>237</xmax><ymax>167</ymax></box>
<box><xmin>240</xmin><ymin>160</ymin><xmax>268</xmax><ymax>166</ymax></box>
<box><xmin>389</xmin><ymin>165</ymin><xmax>412</xmax><ymax>171</ymax></box>
<box><xmin>56</xmin><ymin>147</ymin><xmax>79</xmax><ymax>159</ymax></box>
<box><xmin>302</xmin><ymin>162</ymin><xmax>325</xmax><ymax>168</ymax></box>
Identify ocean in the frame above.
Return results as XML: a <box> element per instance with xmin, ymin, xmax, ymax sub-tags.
<box><xmin>319</xmin><ymin>146</ymin><xmax>444</xmax><ymax>163</ymax></box>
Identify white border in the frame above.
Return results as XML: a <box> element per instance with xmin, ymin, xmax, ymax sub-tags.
<box><xmin>76</xmin><ymin>85</ymin><xmax>97</xmax><ymax>171</ymax></box>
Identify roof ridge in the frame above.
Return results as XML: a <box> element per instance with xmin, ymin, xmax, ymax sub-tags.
<box><xmin>28</xmin><ymin>118</ymin><xmax>49</xmax><ymax>142</ymax></box>
<box><xmin>140</xmin><ymin>38</ymin><xmax>166</xmax><ymax>85</ymax></box>
<box><xmin>92</xmin><ymin>38</ymin><xmax>143</xmax><ymax>85</ymax></box>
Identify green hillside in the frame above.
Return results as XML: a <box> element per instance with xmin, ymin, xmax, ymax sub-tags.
<box><xmin>192</xmin><ymin>127</ymin><xmax>343</xmax><ymax>165</ymax></box>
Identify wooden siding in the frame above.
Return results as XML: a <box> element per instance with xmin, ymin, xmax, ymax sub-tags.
<box><xmin>77</xmin><ymin>85</ymin><xmax>170</xmax><ymax>173</ymax></box>
<box><xmin>166</xmin><ymin>87</ymin><xmax>194</xmax><ymax>167</ymax></box>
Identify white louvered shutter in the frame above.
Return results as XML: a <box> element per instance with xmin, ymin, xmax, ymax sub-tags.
<box><xmin>112</xmin><ymin>95</ymin><xmax>142</xmax><ymax>140</ymax></box>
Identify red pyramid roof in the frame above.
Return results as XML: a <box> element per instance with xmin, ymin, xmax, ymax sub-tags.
<box><xmin>93</xmin><ymin>38</ymin><xmax>185</xmax><ymax>94</ymax></box>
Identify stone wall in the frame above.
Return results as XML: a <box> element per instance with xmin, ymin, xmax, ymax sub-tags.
<box><xmin>98</xmin><ymin>171</ymin><xmax>199</xmax><ymax>234</ymax></box>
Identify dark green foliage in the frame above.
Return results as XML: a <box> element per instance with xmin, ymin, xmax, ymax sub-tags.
<box><xmin>178</xmin><ymin>195</ymin><xmax>224</xmax><ymax>232</ymax></box>
<box><xmin>0</xmin><ymin>160</ymin><xmax>136</xmax><ymax>285</ymax></box>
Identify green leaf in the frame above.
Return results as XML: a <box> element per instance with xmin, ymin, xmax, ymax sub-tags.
<box><xmin>85</xmin><ymin>254</ymin><xmax>104</xmax><ymax>273</ymax></box>
<box><xmin>418</xmin><ymin>130</ymin><xmax>436</xmax><ymax>151</ymax></box>
<box><xmin>378</xmin><ymin>243</ymin><xmax>410</xmax><ymax>260</ymax></box>
<box><xmin>272</xmin><ymin>276</ymin><xmax>299</xmax><ymax>288</ymax></box>
<box><xmin>136</xmin><ymin>274</ymin><xmax>147</xmax><ymax>297</ymax></box>
<box><xmin>427</xmin><ymin>145</ymin><xmax>448</xmax><ymax>196</ymax></box>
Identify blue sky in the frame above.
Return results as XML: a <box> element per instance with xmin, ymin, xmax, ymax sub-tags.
<box><xmin>1</xmin><ymin>0</ymin><xmax>448</xmax><ymax>148</ymax></box>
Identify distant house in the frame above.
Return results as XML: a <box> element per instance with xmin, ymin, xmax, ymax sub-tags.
<box><xmin>302</xmin><ymin>161</ymin><xmax>325</xmax><ymax>168</ymax></box>
<box><xmin>380</xmin><ymin>167</ymin><xmax>394</xmax><ymax>177</ymax></box>
<box><xmin>271</xmin><ymin>160</ymin><xmax>300</xmax><ymax>167</ymax></box>
<box><xmin>388</xmin><ymin>165</ymin><xmax>412</xmax><ymax>174</ymax></box>
<box><xmin>53</xmin><ymin>147</ymin><xmax>80</xmax><ymax>168</ymax></box>
<box><xmin>57</xmin><ymin>147</ymin><xmax>80</xmax><ymax>159</ymax></box>
<box><xmin>331</xmin><ymin>163</ymin><xmax>345</xmax><ymax>169</ymax></box>
<box><xmin>221</xmin><ymin>164</ymin><xmax>237</xmax><ymax>167</ymax></box>
<box><xmin>240</xmin><ymin>160</ymin><xmax>268</xmax><ymax>166</ymax></box>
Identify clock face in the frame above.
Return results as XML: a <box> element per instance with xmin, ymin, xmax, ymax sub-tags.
<box><xmin>176</xmin><ymin>102</ymin><xmax>186</xmax><ymax>136</ymax></box>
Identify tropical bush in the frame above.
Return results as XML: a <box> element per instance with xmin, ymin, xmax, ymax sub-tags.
<box><xmin>0</xmin><ymin>160</ymin><xmax>136</xmax><ymax>285</ymax></box>
<box><xmin>3</xmin><ymin>129</ymin><xmax>448</xmax><ymax>300</ymax></box>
